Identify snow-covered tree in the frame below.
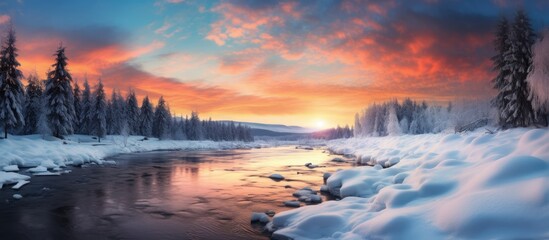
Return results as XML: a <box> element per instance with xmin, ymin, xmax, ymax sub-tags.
<box><xmin>187</xmin><ymin>111</ymin><xmax>203</xmax><ymax>140</ymax></box>
<box><xmin>399</xmin><ymin>117</ymin><xmax>409</xmax><ymax>134</ymax></box>
<box><xmin>526</xmin><ymin>30</ymin><xmax>549</xmax><ymax>124</ymax></box>
<box><xmin>91</xmin><ymin>80</ymin><xmax>106</xmax><ymax>142</ymax></box>
<box><xmin>125</xmin><ymin>90</ymin><xmax>140</xmax><ymax>134</ymax></box>
<box><xmin>354</xmin><ymin>113</ymin><xmax>362</xmax><ymax>137</ymax></box>
<box><xmin>44</xmin><ymin>45</ymin><xmax>75</xmax><ymax>138</ymax></box>
<box><xmin>72</xmin><ymin>81</ymin><xmax>82</xmax><ymax>132</ymax></box>
<box><xmin>22</xmin><ymin>73</ymin><xmax>43</xmax><ymax>134</ymax></box>
<box><xmin>106</xmin><ymin>89</ymin><xmax>125</xmax><ymax>134</ymax></box>
<box><xmin>152</xmin><ymin>96</ymin><xmax>169</xmax><ymax>139</ymax></box>
<box><xmin>501</xmin><ymin>10</ymin><xmax>536</xmax><ymax>128</ymax></box>
<box><xmin>139</xmin><ymin>95</ymin><xmax>154</xmax><ymax>137</ymax></box>
<box><xmin>79</xmin><ymin>78</ymin><xmax>92</xmax><ymax>134</ymax></box>
<box><xmin>491</xmin><ymin>17</ymin><xmax>511</xmax><ymax>126</ymax></box>
<box><xmin>386</xmin><ymin>104</ymin><xmax>401</xmax><ymax>136</ymax></box>
<box><xmin>0</xmin><ymin>26</ymin><xmax>25</xmax><ymax>138</ymax></box>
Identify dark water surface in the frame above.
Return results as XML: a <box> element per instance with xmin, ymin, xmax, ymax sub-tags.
<box><xmin>0</xmin><ymin>147</ymin><xmax>352</xmax><ymax>240</ymax></box>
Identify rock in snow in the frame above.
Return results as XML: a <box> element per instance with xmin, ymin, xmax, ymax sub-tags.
<box><xmin>269</xmin><ymin>173</ymin><xmax>285</xmax><ymax>180</ymax></box>
<box><xmin>319</xmin><ymin>185</ymin><xmax>329</xmax><ymax>192</ymax></box>
<box><xmin>250</xmin><ymin>212</ymin><xmax>270</xmax><ymax>223</ymax></box>
<box><xmin>283</xmin><ymin>201</ymin><xmax>301</xmax><ymax>208</ymax></box>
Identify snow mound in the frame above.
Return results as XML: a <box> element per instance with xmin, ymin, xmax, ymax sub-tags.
<box><xmin>12</xmin><ymin>194</ymin><xmax>23</xmax><ymax>199</ymax></box>
<box><xmin>3</xmin><ymin>165</ymin><xmax>19</xmax><ymax>172</ymax></box>
<box><xmin>0</xmin><ymin>171</ymin><xmax>30</xmax><ymax>186</ymax></box>
<box><xmin>272</xmin><ymin>128</ymin><xmax>549</xmax><ymax>239</ymax></box>
<box><xmin>28</xmin><ymin>166</ymin><xmax>48</xmax><ymax>173</ymax></box>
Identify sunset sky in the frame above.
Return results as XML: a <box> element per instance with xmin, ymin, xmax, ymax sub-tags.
<box><xmin>1</xmin><ymin>0</ymin><xmax>549</xmax><ymax>128</ymax></box>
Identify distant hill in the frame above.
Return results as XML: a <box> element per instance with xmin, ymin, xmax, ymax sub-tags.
<box><xmin>220</xmin><ymin>121</ymin><xmax>317</xmax><ymax>134</ymax></box>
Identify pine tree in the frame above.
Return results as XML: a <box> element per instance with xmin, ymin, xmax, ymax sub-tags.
<box><xmin>44</xmin><ymin>45</ymin><xmax>75</xmax><ymax>138</ymax></box>
<box><xmin>188</xmin><ymin>111</ymin><xmax>202</xmax><ymax>140</ymax></box>
<box><xmin>125</xmin><ymin>89</ymin><xmax>140</xmax><ymax>134</ymax></box>
<box><xmin>80</xmin><ymin>78</ymin><xmax>92</xmax><ymax>134</ymax></box>
<box><xmin>72</xmin><ymin>81</ymin><xmax>82</xmax><ymax>132</ymax></box>
<box><xmin>0</xmin><ymin>26</ymin><xmax>25</xmax><ymax>138</ymax></box>
<box><xmin>91</xmin><ymin>80</ymin><xmax>106</xmax><ymax>142</ymax></box>
<box><xmin>139</xmin><ymin>95</ymin><xmax>154</xmax><ymax>137</ymax></box>
<box><xmin>491</xmin><ymin>17</ymin><xmax>511</xmax><ymax>126</ymax></box>
<box><xmin>106</xmin><ymin>89</ymin><xmax>125</xmax><ymax>134</ymax></box>
<box><xmin>152</xmin><ymin>96</ymin><xmax>169</xmax><ymax>139</ymax></box>
<box><xmin>22</xmin><ymin>73</ymin><xmax>43</xmax><ymax>134</ymax></box>
<box><xmin>502</xmin><ymin>10</ymin><xmax>536</xmax><ymax>128</ymax></box>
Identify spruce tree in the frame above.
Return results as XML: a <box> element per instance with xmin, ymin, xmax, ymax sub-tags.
<box><xmin>73</xmin><ymin>81</ymin><xmax>82</xmax><ymax>132</ymax></box>
<box><xmin>491</xmin><ymin>17</ymin><xmax>511</xmax><ymax>126</ymax></box>
<box><xmin>23</xmin><ymin>73</ymin><xmax>43</xmax><ymax>134</ymax></box>
<box><xmin>139</xmin><ymin>96</ymin><xmax>154</xmax><ymax>137</ymax></box>
<box><xmin>80</xmin><ymin>78</ymin><xmax>92</xmax><ymax>134</ymax></box>
<box><xmin>91</xmin><ymin>80</ymin><xmax>106</xmax><ymax>142</ymax></box>
<box><xmin>502</xmin><ymin>10</ymin><xmax>536</xmax><ymax>128</ymax></box>
<box><xmin>188</xmin><ymin>111</ymin><xmax>202</xmax><ymax>140</ymax></box>
<box><xmin>0</xmin><ymin>26</ymin><xmax>25</xmax><ymax>138</ymax></box>
<box><xmin>125</xmin><ymin>90</ymin><xmax>140</xmax><ymax>134</ymax></box>
<box><xmin>152</xmin><ymin>96</ymin><xmax>169</xmax><ymax>139</ymax></box>
<box><xmin>44</xmin><ymin>45</ymin><xmax>75</xmax><ymax>138</ymax></box>
<box><xmin>106</xmin><ymin>89</ymin><xmax>125</xmax><ymax>134</ymax></box>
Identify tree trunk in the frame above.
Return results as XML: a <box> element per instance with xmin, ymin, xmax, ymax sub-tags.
<box><xmin>4</xmin><ymin>124</ymin><xmax>7</xmax><ymax>139</ymax></box>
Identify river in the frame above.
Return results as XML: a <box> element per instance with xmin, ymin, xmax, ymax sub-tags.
<box><xmin>0</xmin><ymin>146</ymin><xmax>353</xmax><ymax>240</ymax></box>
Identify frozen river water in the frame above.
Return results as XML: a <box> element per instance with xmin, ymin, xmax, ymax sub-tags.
<box><xmin>0</xmin><ymin>146</ymin><xmax>353</xmax><ymax>239</ymax></box>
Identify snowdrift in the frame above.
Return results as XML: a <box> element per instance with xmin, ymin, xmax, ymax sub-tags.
<box><xmin>271</xmin><ymin>128</ymin><xmax>549</xmax><ymax>239</ymax></box>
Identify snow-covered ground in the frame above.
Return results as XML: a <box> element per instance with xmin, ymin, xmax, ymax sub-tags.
<box><xmin>0</xmin><ymin>134</ymin><xmax>275</xmax><ymax>189</ymax></box>
<box><xmin>271</xmin><ymin>128</ymin><xmax>549</xmax><ymax>239</ymax></box>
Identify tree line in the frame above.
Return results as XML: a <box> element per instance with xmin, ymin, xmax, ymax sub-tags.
<box><xmin>311</xmin><ymin>125</ymin><xmax>353</xmax><ymax>140</ymax></box>
<box><xmin>0</xmin><ymin>26</ymin><xmax>253</xmax><ymax>142</ymax></box>
<box><xmin>354</xmin><ymin>98</ymin><xmax>495</xmax><ymax>137</ymax></box>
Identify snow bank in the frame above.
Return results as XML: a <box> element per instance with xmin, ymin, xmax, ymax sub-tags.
<box><xmin>0</xmin><ymin>134</ymin><xmax>273</xmax><ymax>187</ymax></box>
<box><xmin>272</xmin><ymin>128</ymin><xmax>549</xmax><ymax>239</ymax></box>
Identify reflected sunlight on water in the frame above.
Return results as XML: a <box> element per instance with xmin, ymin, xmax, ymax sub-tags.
<box><xmin>0</xmin><ymin>146</ymin><xmax>354</xmax><ymax>239</ymax></box>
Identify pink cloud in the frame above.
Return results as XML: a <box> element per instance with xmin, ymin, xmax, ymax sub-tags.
<box><xmin>0</xmin><ymin>15</ymin><xmax>10</xmax><ymax>25</ymax></box>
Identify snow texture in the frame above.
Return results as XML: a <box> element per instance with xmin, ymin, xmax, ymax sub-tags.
<box><xmin>272</xmin><ymin>128</ymin><xmax>549</xmax><ymax>239</ymax></box>
<box><xmin>3</xmin><ymin>165</ymin><xmax>19</xmax><ymax>172</ymax></box>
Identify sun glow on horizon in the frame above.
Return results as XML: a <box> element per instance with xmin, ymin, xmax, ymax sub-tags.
<box><xmin>314</xmin><ymin>120</ymin><xmax>326</xmax><ymax>129</ymax></box>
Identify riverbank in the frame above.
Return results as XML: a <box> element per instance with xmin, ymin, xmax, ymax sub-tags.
<box><xmin>0</xmin><ymin>134</ymin><xmax>279</xmax><ymax>188</ymax></box>
<box><xmin>271</xmin><ymin>128</ymin><xmax>549</xmax><ymax>239</ymax></box>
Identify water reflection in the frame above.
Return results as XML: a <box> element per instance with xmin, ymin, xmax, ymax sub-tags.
<box><xmin>0</xmin><ymin>147</ymin><xmax>352</xmax><ymax>240</ymax></box>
